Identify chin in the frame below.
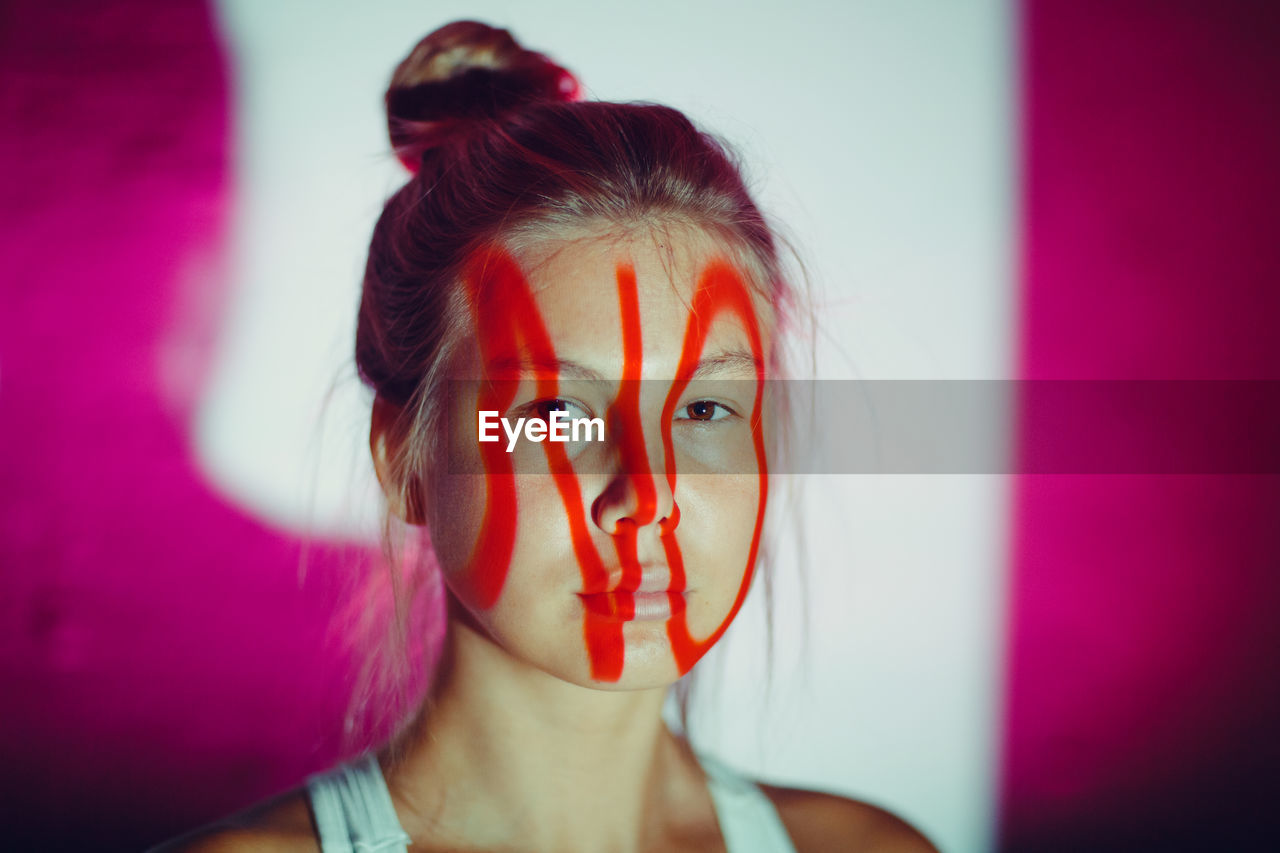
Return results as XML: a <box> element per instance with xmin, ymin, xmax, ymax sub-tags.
<box><xmin>599</xmin><ymin>617</ymin><xmax>723</xmax><ymax>690</ymax></box>
<box><xmin>538</xmin><ymin>620</ymin><xmax>688</xmax><ymax>691</ymax></box>
<box><xmin>618</xmin><ymin>621</ymin><xmax>689</xmax><ymax>684</ymax></box>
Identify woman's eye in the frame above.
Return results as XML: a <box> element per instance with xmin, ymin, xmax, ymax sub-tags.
<box><xmin>529</xmin><ymin>399</ymin><xmax>589</xmax><ymax>423</ymax></box>
<box><xmin>678</xmin><ymin>400</ymin><xmax>733</xmax><ymax>422</ymax></box>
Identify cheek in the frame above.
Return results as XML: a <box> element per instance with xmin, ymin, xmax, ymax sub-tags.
<box><xmin>679</xmin><ymin>474</ymin><xmax>761</xmax><ymax>575</ymax></box>
<box><xmin>428</xmin><ymin>473</ymin><xmax>574</xmax><ymax>591</ymax></box>
<box><xmin>426</xmin><ymin>473</ymin><xmax>487</xmax><ymax>578</ymax></box>
<box><xmin>507</xmin><ymin>476</ymin><xmax>577</xmax><ymax>563</ymax></box>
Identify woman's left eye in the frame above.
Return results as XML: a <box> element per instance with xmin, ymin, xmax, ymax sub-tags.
<box><xmin>676</xmin><ymin>400</ymin><xmax>734</xmax><ymax>422</ymax></box>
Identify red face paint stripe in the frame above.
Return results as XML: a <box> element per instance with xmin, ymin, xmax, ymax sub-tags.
<box><xmin>459</xmin><ymin>251</ymin><xmax>523</xmax><ymax>609</ymax></box>
<box><xmin>660</xmin><ymin>259</ymin><xmax>769</xmax><ymax>674</ymax></box>
<box><xmin>463</xmin><ymin>246</ymin><xmax>620</xmax><ymax>678</ymax></box>
<box><xmin>610</xmin><ymin>263</ymin><xmax>656</xmax><ymax>608</ymax></box>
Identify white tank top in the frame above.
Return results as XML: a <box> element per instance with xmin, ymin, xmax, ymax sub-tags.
<box><xmin>305</xmin><ymin>751</ymin><xmax>798</xmax><ymax>852</ymax></box>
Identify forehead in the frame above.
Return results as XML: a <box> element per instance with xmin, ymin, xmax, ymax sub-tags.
<box><xmin>505</xmin><ymin>223</ymin><xmax>770</xmax><ymax>378</ymax></box>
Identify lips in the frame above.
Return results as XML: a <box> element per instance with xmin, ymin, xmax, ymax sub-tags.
<box><xmin>578</xmin><ymin>589</ymin><xmax>687</xmax><ymax>621</ymax></box>
<box><xmin>580</xmin><ymin>564</ymin><xmax>683</xmax><ymax>595</ymax></box>
<box><xmin>576</xmin><ymin>562</ymin><xmax>687</xmax><ymax>620</ymax></box>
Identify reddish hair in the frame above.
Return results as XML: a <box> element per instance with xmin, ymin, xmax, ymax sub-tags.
<box><xmin>357</xmin><ymin>21</ymin><xmax>788</xmax><ymax>408</ymax></box>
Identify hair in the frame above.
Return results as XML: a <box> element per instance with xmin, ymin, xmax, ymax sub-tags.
<box><xmin>344</xmin><ymin>20</ymin><xmax>811</xmax><ymax>757</ymax></box>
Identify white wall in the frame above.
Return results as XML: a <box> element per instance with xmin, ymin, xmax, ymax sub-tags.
<box><xmin>202</xmin><ymin>2</ymin><xmax>1014</xmax><ymax>850</ymax></box>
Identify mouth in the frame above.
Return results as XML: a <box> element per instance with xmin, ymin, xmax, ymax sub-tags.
<box><xmin>577</xmin><ymin>563</ymin><xmax>687</xmax><ymax>621</ymax></box>
<box><xmin>577</xmin><ymin>589</ymin><xmax>688</xmax><ymax>621</ymax></box>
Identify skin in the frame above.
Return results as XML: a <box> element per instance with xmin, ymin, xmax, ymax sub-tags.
<box><xmin>152</xmin><ymin>224</ymin><xmax>939</xmax><ymax>853</ymax></box>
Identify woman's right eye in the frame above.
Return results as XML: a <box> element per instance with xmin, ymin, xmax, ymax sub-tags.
<box><xmin>528</xmin><ymin>398</ymin><xmax>590</xmax><ymax>423</ymax></box>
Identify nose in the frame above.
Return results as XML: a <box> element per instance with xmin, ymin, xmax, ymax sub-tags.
<box><xmin>592</xmin><ymin>467</ymin><xmax>678</xmax><ymax>535</ymax></box>
<box><xmin>590</xmin><ymin>388</ymin><xmax>679</xmax><ymax>535</ymax></box>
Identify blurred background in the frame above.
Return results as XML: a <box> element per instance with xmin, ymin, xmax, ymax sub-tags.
<box><xmin>1</xmin><ymin>1</ymin><xmax>1276</xmax><ymax>850</ymax></box>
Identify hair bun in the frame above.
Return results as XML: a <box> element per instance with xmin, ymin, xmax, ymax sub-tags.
<box><xmin>386</xmin><ymin>20</ymin><xmax>580</xmax><ymax>172</ymax></box>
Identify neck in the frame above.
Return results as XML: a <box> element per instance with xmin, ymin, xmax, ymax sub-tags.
<box><xmin>380</xmin><ymin>617</ymin><xmax>708</xmax><ymax>853</ymax></box>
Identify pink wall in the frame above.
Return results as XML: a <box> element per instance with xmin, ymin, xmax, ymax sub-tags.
<box><xmin>0</xmin><ymin>3</ymin><xmax>422</xmax><ymax>849</ymax></box>
<box><xmin>1004</xmin><ymin>1</ymin><xmax>1280</xmax><ymax>849</ymax></box>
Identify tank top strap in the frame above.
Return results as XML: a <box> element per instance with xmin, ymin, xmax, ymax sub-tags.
<box><xmin>305</xmin><ymin>753</ymin><xmax>411</xmax><ymax>853</ymax></box>
<box><xmin>698</xmin><ymin>753</ymin><xmax>799</xmax><ymax>853</ymax></box>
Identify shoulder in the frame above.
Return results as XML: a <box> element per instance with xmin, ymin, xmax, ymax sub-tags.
<box><xmin>760</xmin><ymin>784</ymin><xmax>939</xmax><ymax>853</ymax></box>
<box><xmin>147</xmin><ymin>788</ymin><xmax>320</xmax><ymax>853</ymax></box>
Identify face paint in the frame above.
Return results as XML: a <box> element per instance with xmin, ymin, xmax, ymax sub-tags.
<box><xmin>454</xmin><ymin>240</ymin><xmax>768</xmax><ymax>683</ymax></box>
<box><xmin>659</xmin><ymin>259</ymin><xmax>769</xmax><ymax>674</ymax></box>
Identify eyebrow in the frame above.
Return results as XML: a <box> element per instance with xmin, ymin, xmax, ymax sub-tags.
<box><xmin>686</xmin><ymin>350</ymin><xmax>763</xmax><ymax>379</ymax></box>
<box><xmin>484</xmin><ymin>349</ymin><xmax>762</xmax><ymax>381</ymax></box>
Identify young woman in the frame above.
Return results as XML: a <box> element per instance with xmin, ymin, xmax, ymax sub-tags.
<box><xmin>157</xmin><ymin>20</ymin><xmax>937</xmax><ymax>853</ymax></box>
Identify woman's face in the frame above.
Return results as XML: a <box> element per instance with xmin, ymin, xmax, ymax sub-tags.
<box><xmin>426</xmin><ymin>223</ymin><xmax>773</xmax><ymax>689</ymax></box>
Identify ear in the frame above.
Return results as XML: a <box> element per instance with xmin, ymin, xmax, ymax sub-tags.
<box><xmin>370</xmin><ymin>396</ymin><xmax>427</xmax><ymax>525</ymax></box>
